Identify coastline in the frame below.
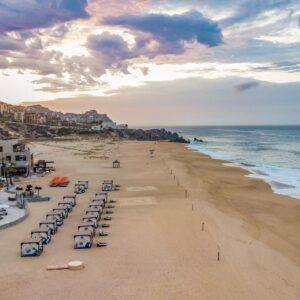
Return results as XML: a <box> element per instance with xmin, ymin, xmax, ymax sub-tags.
<box><xmin>188</xmin><ymin>142</ymin><xmax>300</xmax><ymax>200</ymax></box>
<box><xmin>0</xmin><ymin>138</ymin><xmax>299</xmax><ymax>299</ymax></box>
<box><xmin>188</xmin><ymin>143</ymin><xmax>300</xmax><ymax>200</ymax></box>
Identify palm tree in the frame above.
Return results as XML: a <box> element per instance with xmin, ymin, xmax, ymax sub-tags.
<box><xmin>6</xmin><ymin>162</ymin><xmax>17</xmax><ymax>186</ymax></box>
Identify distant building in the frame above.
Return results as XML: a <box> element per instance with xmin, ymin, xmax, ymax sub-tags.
<box><xmin>0</xmin><ymin>139</ymin><xmax>33</xmax><ymax>176</ymax></box>
<box><xmin>23</xmin><ymin>112</ymin><xmax>46</xmax><ymax>124</ymax></box>
<box><xmin>116</xmin><ymin>124</ymin><xmax>128</xmax><ymax>130</ymax></box>
<box><xmin>14</xmin><ymin>111</ymin><xmax>25</xmax><ymax>122</ymax></box>
<box><xmin>102</xmin><ymin>121</ymin><xmax>117</xmax><ymax>129</ymax></box>
<box><xmin>0</xmin><ymin>101</ymin><xmax>13</xmax><ymax>115</ymax></box>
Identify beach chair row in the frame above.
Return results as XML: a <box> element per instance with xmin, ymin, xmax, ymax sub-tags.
<box><xmin>20</xmin><ymin>195</ymin><xmax>77</xmax><ymax>257</ymax></box>
<box><xmin>74</xmin><ymin>192</ymin><xmax>110</xmax><ymax>249</ymax></box>
<box><xmin>50</xmin><ymin>176</ymin><xmax>70</xmax><ymax>187</ymax></box>
<box><xmin>74</xmin><ymin>180</ymin><xmax>89</xmax><ymax>194</ymax></box>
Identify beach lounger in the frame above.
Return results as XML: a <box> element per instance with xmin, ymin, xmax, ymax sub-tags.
<box><xmin>78</xmin><ymin>222</ymin><xmax>96</xmax><ymax>236</ymax></box>
<box><xmin>53</xmin><ymin>207</ymin><xmax>68</xmax><ymax>219</ymax></box>
<box><xmin>78</xmin><ymin>180</ymin><xmax>89</xmax><ymax>189</ymax></box>
<box><xmin>31</xmin><ymin>228</ymin><xmax>51</xmax><ymax>244</ymax></box>
<box><xmin>21</xmin><ymin>237</ymin><xmax>43</xmax><ymax>257</ymax></box>
<box><xmin>39</xmin><ymin>219</ymin><xmax>57</xmax><ymax>235</ymax></box>
<box><xmin>50</xmin><ymin>177</ymin><xmax>60</xmax><ymax>187</ymax></box>
<box><xmin>82</xmin><ymin>215</ymin><xmax>98</xmax><ymax>228</ymax></box>
<box><xmin>46</xmin><ymin>211</ymin><xmax>63</xmax><ymax>226</ymax></box>
<box><xmin>96</xmin><ymin>241</ymin><xmax>107</xmax><ymax>247</ymax></box>
<box><xmin>102</xmin><ymin>180</ymin><xmax>113</xmax><ymax>192</ymax></box>
<box><xmin>59</xmin><ymin>176</ymin><xmax>69</xmax><ymax>187</ymax></box>
<box><xmin>63</xmin><ymin>195</ymin><xmax>76</xmax><ymax>207</ymax></box>
<box><xmin>58</xmin><ymin>202</ymin><xmax>72</xmax><ymax>213</ymax></box>
<box><xmin>74</xmin><ymin>230</ymin><xmax>93</xmax><ymax>249</ymax></box>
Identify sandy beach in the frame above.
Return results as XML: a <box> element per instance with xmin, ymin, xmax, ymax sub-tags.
<box><xmin>0</xmin><ymin>138</ymin><xmax>299</xmax><ymax>300</ymax></box>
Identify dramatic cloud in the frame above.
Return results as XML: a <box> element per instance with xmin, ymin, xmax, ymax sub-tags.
<box><xmin>0</xmin><ymin>0</ymin><xmax>299</xmax><ymax>102</ymax></box>
<box><xmin>0</xmin><ymin>0</ymin><xmax>89</xmax><ymax>32</ymax></box>
<box><xmin>234</xmin><ymin>81</ymin><xmax>260</xmax><ymax>92</ymax></box>
<box><xmin>104</xmin><ymin>10</ymin><xmax>223</xmax><ymax>51</ymax></box>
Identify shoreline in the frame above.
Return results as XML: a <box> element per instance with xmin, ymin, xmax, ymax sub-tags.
<box><xmin>0</xmin><ymin>138</ymin><xmax>299</xmax><ymax>299</ymax></box>
<box><xmin>187</xmin><ymin>142</ymin><xmax>300</xmax><ymax>200</ymax></box>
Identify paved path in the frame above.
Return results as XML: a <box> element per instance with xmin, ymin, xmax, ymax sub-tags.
<box><xmin>0</xmin><ymin>189</ymin><xmax>27</xmax><ymax>229</ymax></box>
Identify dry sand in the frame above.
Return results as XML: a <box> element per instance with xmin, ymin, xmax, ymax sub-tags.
<box><xmin>0</xmin><ymin>138</ymin><xmax>299</xmax><ymax>300</ymax></box>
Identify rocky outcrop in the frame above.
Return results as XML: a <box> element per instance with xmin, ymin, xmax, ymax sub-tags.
<box><xmin>1</xmin><ymin>122</ymin><xmax>189</xmax><ymax>143</ymax></box>
<box><xmin>118</xmin><ymin>128</ymin><xmax>188</xmax><ymax>143</ymax></box>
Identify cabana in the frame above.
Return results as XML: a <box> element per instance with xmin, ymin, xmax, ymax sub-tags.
<box><xmin>88</xmin><ymin>203</ymin><xmax>103</xmax><ymax>211</ymax></box>
<box><xmin>91</xmin><ymin>199</ymin><xmax>105</xmax><ymax>208</ymax></box>
<box><xmin>74</xmin><ymin>183</ymin><xmax>86</xmax><ymax>194</ymax></box>
<box><xmin>102</xmin><ymin>180</ymin><xmax>113</xmax><ymax>192</ymax></box>
<box><xmin>53</xmin><ymin>207</ymin><xmax>68</xmax><ymax>218</ymax></box>
<box><xmin>85</xmin><ymin>208</ymin><xmax>101</xmax><ymax>221</ymax></box>
<box><xmin>113</xmin><ymin>160</ymin><xmax>120</xmax><ymax>168</ymax></box>
<box><xmin>94</xmin><ymin>192</ymin><xmax>108</xmax><ymax>202</ymax></box>
<box><xmin>63</xmin><ymin>195</ymin><xmax>76</xmax><ymax>207</ymax></box>
<box><xmin>78</xmin><ymin>180</ymin><xmax>89</xmax><ymax>189</ymax></box>
<box><xmin>78</xmin><ymin>222</ymin><xmax>96</xmax><ymax>236</ymax></box>
<box><xmin>46</xmin><ymin>211</ymin><xmax>63</xmax><ymax>226</ymax></box>
<box><xmin>39</xmin><ymin>219</ymin><xmax>57</xmax><ymax>234</ymax></box>
<box><xmin>31</xmin><ymin>228</ymin><xmax>51</xmax><ymax>244</ymax></box>
<box><xmin>74</xmin><ymin>230</ymin><xmax>93</xmax><ymax>249</ymax></box>
<box><xmin>21</xmin><ymin>237</ymin><xmax>43</xmax><ymax>257</ymax></box>
<box><xmin>82</xmin><ymin>215</ymin><xmax>98</xmax><ymax>228</ymax></box>
<box><xmin>58</xmin><ymin>202</ymin><xmax>72</xmax><ymax>213</ymax></box>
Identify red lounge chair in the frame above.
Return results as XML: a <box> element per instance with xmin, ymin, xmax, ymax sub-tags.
<box><xmin>59</xmin><ymin>177</ymin><xmax>69</xmax><ymax>187</ymax></box>
<box><xmin>50</xmin><ymin>177</ymin><xmax>60</xmax><ymax>187</ymax></box>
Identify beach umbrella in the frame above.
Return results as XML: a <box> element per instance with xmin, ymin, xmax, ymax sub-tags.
<box><xmin>35</xmin><ymin>186</ymin><xmax>42</xmax><ymax>196</ymax></box>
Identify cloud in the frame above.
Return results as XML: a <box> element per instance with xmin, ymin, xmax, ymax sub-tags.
<box><xmin>222</xmin><ymin>0</ymin><xmax>293</xmax><ymax>27</ymax></box>
<box><xmin>234</xmin><ymin>81</ymin><xmax>260</xmax><ymax>92</ymax></box>
<box><xmin>87</xmin><ymin>32</ymin><xmax>133</xmax><ymax>61</ymax></box>
<box><xmin>0</xmin><ymin>0</ymin><xmax>89</xmax><ymax>33</ymax></box>
<box><xmin>104</xmin><ymin>10</ymin><xmax>223</xmax><ymax>51</ymax></box>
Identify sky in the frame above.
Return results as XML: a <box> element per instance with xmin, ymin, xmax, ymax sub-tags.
<box><xmin>0</xmin><ymin>0</ymin><xmax>300</xmax><ymax>125</ymax></box>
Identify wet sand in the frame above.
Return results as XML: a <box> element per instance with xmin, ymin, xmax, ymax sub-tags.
<box><xmin>0</xmin><ymin>138</ymin><xmax>299</xmax><ymax>300</ymax></box>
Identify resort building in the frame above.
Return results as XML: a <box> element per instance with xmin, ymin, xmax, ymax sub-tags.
<box><xmin>23</xmin><ymin>112</ymin><xmax>47</xmax><ymax>124</ymax></box>
<box><xmin>0</xmin><ymin>139</ymin><xmax>33</xmax><ymax>176</ymax></box>
<box><xmin>0</xmin><ymin>101</ymin><xmax>13</xmax><ymax>115</ymax></box>
<box><xmin>14</xmin><ymin>111</ymin><xmax>25</xmax><ymax>122</ymax></box>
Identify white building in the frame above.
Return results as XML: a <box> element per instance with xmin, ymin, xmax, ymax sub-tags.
<box><xmin>116</xmin><ymin>124</ymin><xmax>128</xmax><ymax>130</ymax></box>
<box><xmin>102</xmin><ymin>121</ymin><xmax>117</xmax><ymax>129</ymax></box>
<box><xmin>0</xmin><ymin>140</ymin><xmax>33</xmax><ymax>176</ymax></box>
<box><xmin>91</xmin><ymin>121</ymin><xmax>117</xmax><ymax>131</ymax></box>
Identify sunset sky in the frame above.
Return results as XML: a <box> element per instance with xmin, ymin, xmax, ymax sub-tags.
<box><xmin>0</xmin><ymin>0</ymin><xmax>300</xmax><ymax>125</ymax></box>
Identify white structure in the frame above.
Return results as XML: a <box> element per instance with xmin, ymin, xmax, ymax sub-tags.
<box><xmin>91</xmin><ymin>122</ymin><xmax>128</xmax><ymax>131</ymax></box>
<box><xmin>102</xmin><ymin>121</ymin><xmax>117</xmax><ymax>129</ymax></box>
<box><xmin>116</xmin><ymin>124</ymin><xmax>128</xmax><ymax>130</ymax></box>
<box><xmin>0</xmin><ymin>139</ymin><xmax>33</xmax><ymax>176</ymax></box>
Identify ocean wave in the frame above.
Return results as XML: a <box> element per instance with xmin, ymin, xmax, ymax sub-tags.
<box><xmin>188</xmin><ymin>142</ymin><xmax>300</xmax><ymax>200</ymax></box>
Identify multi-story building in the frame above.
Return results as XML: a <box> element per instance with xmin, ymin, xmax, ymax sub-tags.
<box><xmin>0</xmin><ymin>139</ymin><xmax>33</xmax><ymax>176</ymax></box>
<box><xmin>14</xmin><ymin>111</ymin><xmax>25</xmax><ymax>122</ymax></box>
<box><xmin>23</xmin><ymin>112</ymin><xmax>46</xmax><ymax>124</ymax></box>
<box><xmin>0</xmin><ymin>101</ymin><xmax>13</xmax><ymax>115</ymax></box>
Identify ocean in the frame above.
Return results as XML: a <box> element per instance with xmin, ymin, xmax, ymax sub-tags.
<box><xmin>165</xmin><ymin>126</ymin><xmax>300</xmax><ymax>199</ymax></box>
